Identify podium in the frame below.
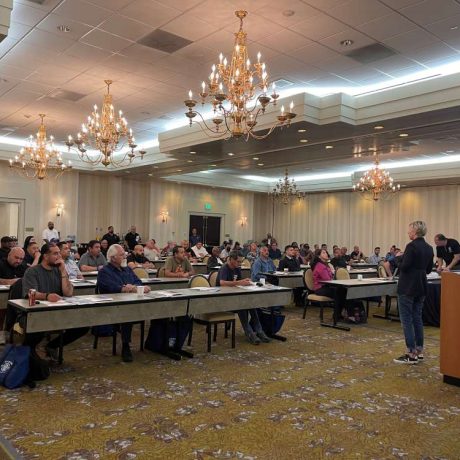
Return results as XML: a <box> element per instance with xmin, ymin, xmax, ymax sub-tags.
<box><xmin>440</xmin><ymin>272</ymin><xmax>460</xmax><ymax>386</ymax></box>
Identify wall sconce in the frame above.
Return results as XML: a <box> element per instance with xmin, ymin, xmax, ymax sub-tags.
<box><xmin>240</xmin><ymin>216</ymin><xmax>247</xmax><ymax>227</ymax></box>
<box><xmin>160</xmin><ymin>210</ymin><xmax>169</xmax><ymax>223</ymax></box>
<box><xmin>56</xmin><ymin>203</ymin><xmax>64</xmax><ymax>217</ymax></box>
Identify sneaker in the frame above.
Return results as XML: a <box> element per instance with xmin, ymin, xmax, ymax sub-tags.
<box><xmin>121</xmin><ymin>344</ymin><xmax>133</xmax><ymax>362</ymax></box>
<box><xmin>417</xmin><ymin>353</ymin><xmax>424</xmax><ymax>361</ymax></box>
<box><xmin>247</xmin><ymin>332</ymin><xmax>261</xmax><ymax>345</ymax></box>
<box><xmin>45</xmin><ymin>346</ymin><xmax>59</xmax><ymax>362</ymax></box>
<box><xmin>393</xmin><ymin>354</ymin><xmax>418</xmax><ymax>365</ymax></box>
<box><xmin>256</xmin><ymin>331</ymin><xmax>271</xmax><ymax>343</ymax></box>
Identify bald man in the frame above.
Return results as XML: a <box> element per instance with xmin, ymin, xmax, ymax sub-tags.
<box><xmin>0</xmin><ymin>247</ymin><xmax>26</xmax><ymax>285</ymax></box>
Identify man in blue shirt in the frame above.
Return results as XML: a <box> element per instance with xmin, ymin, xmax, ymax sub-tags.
<box><xmin>251</xmin><ymin>246</ymin><xmax>276</xmax><ymax>282</ymax></box>
<box><xmin>98</xmin><ymin>244</ymin><xmax>151</xmax><ymax>362</ymax></box>
<box><xmin>216</xmin><ymin>251</ymin><xmax>270</xmax><ymax>345</ymax></box>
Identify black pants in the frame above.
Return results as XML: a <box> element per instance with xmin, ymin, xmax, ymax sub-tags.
<box><xmin>24</xmin><ymin>327</ymin><xmax>89</xmax><ymax>350</ymax></box>
<box><xmin>316</xmin><ymin>286</ymin><xmax>347</xmax><ymax>321</ymax></box>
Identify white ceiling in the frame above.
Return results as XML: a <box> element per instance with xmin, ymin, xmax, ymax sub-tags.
<box><xmin>2</xmin><ymin>0</ymin><xmax>460</xmax><ymax>190</ymax></box>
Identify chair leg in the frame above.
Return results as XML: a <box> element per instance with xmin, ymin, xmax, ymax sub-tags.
<box><xmin>213</xmin><ymin>323</ymin><xmax>218</xmax><ymax>342</ymax></box>
<box><xmin>319</xmin><ymin>303</ymin><xmax>324</xmax><ymax>321</ymax></box>
<box><xmin>366</xmin><ymin>300</ymin><xmax>370</xmax><ymax>318</ymax></box>
<box><xmin>112</xmin><ymin>330</ymin><xmax>117</xmax><ymax>356</ymax></box>
<box><xmin>140</xmin><ymin>321</ymin><xmax>145</xmax><ymax>351</ymax></box>
<box><xmin>302</xmin><ymin>301</ymin><xmax>308</xmax><ymax>319</ymax></box>
<box><xmin>231</xmin><ymin>320</ymin><xmax>235</xmax><ymax>349</ymax></box>
<box><xmin>93</xmin><ymin>334</ymin><xmax>98</xmax><ymax>350</ymax></box>
<box><xmin>206</xmin><ymin>324</ymin><xmax>211</xmax><ymax>353</ymax></box>
<box><xmin>224</xmin><ymin>321</ymin><xmax>229</xmax><ymax>338</ymax></box>
<box><xmin>187</xmin><ymin>320</ymin><xmax>194</xmax><ymax>346</ymax></box>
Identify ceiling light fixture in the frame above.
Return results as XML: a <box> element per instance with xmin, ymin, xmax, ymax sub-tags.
<box><xmin>374</xmin><ymin>125</ymin><xmax>384</xmax><ymax>130</ymax></box>
<box><xmin>9</xmin><ymin>114</ymin><xmax>72</xmax><ymax>180</ymax></box>
<box><xmin>228</xmin><ymin>152</ymin><xmax>234</xmax><ymax>156</ymax></box>
<box><xmin>270</xmin><ymin>169</ymin><xmax>305</xmax><ymax>204</ymax></box>
<box><xmin>257</xmin><ymin>163</ymin><xmax>264</xmax><ymax>166</ymax></box>
<box><xmin>253</xmin><ymin>157</ymin><xmax>259</xmax><ymax>160</ymax></box>
<box><xmin>399</xmin><ymin>133</ymin><xmax>409</xmax><ymax>137</ymax></box>
<box><xmin>325</xmin><ymin>145</ymin><xmax>334</xmax><ymax>149</ymax></box>
<box><xmin>66</xmin><ymin>80</ymin><xmax>146</xmax><ymax>167</ymax></box>
<box><xmin>190</xmin><ymin>151</ymin><xmax>196</xmax><ymax>154</ymax></box>
<box><xmin>299</xmin><ymin>139</ymin><xmax>308</xmax><ymax>143</ymax></box>
<box><xmin>340</xmin><ymin>39</ymin><xmax>354</xmax><ymax>47</ymax></box>
<box><xmin>353</xmin><ymin>156</ymin><xmax>400</xmax><ymax>201</ymax></box>
<box><xmin>57</xmin><ymin>25</ymin><xmax>71</xmax><ymax>32</ymax></box>
<box><xmin>184</xmin><ymin>10</ymin><xmax>296</xmax><ymax>140</ymax></box>
<box><xmin>298</xmin><ymin>128</ymin><xmax>306</xmax><ymax>133</ymax></box>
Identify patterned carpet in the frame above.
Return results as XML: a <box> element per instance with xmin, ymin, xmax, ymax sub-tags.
<box><xmin>0</xmin><ymin>305</ymin><xmax>459</xmax><ymax>460</ymax></box>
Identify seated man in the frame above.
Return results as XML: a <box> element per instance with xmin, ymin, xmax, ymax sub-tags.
<box><xmin>0</xmin><ymin>247</ymin><xmax>26</xmax><ymax>285</ymax></box>
<box><xmin>245</xmin><ymin>242</ymin><xmax>259</xmax><ymax>263</ymax></box>
<box><xmin>58</xmin><ymin>242</ymin><xmax>83</xmax><ymax>280</ymax></box>
<box><xmin>23</xmin><ymin>241</ymin><xmax>40</xmax><ymax>267</ymax></box>
<box><xmin>78</xmin><ymin>240</ymin><xmax>107</xmax><ymax>272</ymax></box>
<box><xmin>341</xmin><ymin>247</ymin><xmax>351</xmax><ymax>262</ymax></box>
<box><xmin>181</xmin><ymin>239</ymin><xmax>195</xmax><ymax>260</ymax></box>
<box><xmin>251</xmin><ymin>246</ymin><xmax>276</xmax><ymax>281</ymax></box>
<box><xmin>217</xmin><ymin>251</ymin><xmax>270</xmax><ymax>345</ymax></box>
<box><xmin>279</xmin><ymin>245</ymin><xmax>302</xmax><ymax>306</ymax></box>
<box><xmin>0</xmin><ymin>236</ymin><xmax>12</xmax><ymax>260</ymax></box>
<box><xmin>21</xmin><ymin>244</ymin><xmax>89</xmax><ymax>360</ymax></box>
<box><xmin>383</xmin><ymin>245</ymin><xmax>399</xmax><ymax>276</ymax></box>
<box><xmin>143</xmin><ymin>239</ymin><xmax>161</xmax><ymax>261</ymax></box>
<box><xmin>124</xmin><ymin>226</ymin><xmax>141</xmax><ymax>251</ymax></box>
<box><xmin>350</xmin><ymin>245</ymin><xmax>364</xmax><ymax>261</ymax></box>
<box><xmin>268</xmin><ymin>242</ymin><xmax>282</xmax><ymax>260</ymax></box>
<box><xmin>161</xmin><ymin>240</ymin><xmax>176</xmax><ymax>257</ymax></box>
<box><xmin>164</xmin><ymin>246</ymin><xmax>194</xmax><ymax>278</ymax></box>
<box><xmin>330</xmin><ymin>246</ymin><xmax>347</xmax><ymax>269</ymax></box>
<box><xmin>368</xmin><ymin>247</ymin><xmax>381</xmax><ymax>265</ymax></box>
<box><xmin>191</xmin><ymin>241</ymin><xmax>209</xmax><ymax>259</ymax></box>
<box><xmin>207</xmin><ymin>246</ymin><xmax>223</xmax><ymax>273</ymax></box>
<box><xmin>300</xmin><ymin>243</ymin><xmax>314</xmax><ymax>264</ymax></box>
<box><xmin>97</xmin><ymin>244</ymin><xmax>151</xmax><ymax>362</ymax></box>
<box><xmin>219</xmin><ymin>243</ymin><xmax>232</xmax><ymax>261</ymax></box>
<box><xmin>127</xmin><ymin>244</ymin><xmax>154</xmax><ymax>270</ymax></box>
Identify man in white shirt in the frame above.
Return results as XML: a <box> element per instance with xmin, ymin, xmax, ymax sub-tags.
<box><xmin>144</xmin><ymin>239</ymin><xmax>161</xmax><ymax>261</ymax></box>
<box><xmin>42</xmin><ymin>221</ymin><xmax>59</xmax><ymax>243</ymax></box>
<box><xmin>192</xmin><ymin>241</ymin><xmax>209</xmax><ymax>259</ymax></box>
<box><xmin>58</xmin><ymin>242</ymin><xmax>83</xmax><ymax>279</ymax></box>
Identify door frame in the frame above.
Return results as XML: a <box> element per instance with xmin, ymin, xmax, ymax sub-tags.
<box><xmin>188</xmin><ymin>212</ymin><xmax>225</xmax><ymax>245</ymax></box>
<box><xmin>0</xmin><ymin>197</ymin><xmax>25</xmax><ymax>243</ymax></box>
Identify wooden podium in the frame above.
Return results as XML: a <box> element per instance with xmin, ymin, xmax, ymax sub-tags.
<box><xmin>440</xmin><ymin>272</ymin><xmax>460</xmax><ymax>386</ymax></box>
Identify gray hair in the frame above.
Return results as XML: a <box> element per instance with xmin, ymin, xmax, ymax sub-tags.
<box><xmin>409</xmin><ymin>220</ymin><xmax>427</xmax><ymax>237</ymax></box>
<box><xmin>107</xmin><ymin>244</ymin><xmax>123</xmax><ymax>261</ymax></box>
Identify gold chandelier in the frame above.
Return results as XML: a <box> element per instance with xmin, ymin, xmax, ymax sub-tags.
<box><xmin>9</xmin><ymin>114</ymin><xmax>72</xmax><ymax>180</ymax></box>
<box><xmin>270</xmin><ymin>169</ymin><xmax>306</xmax><ymax>205</ymax></box>
<box><xmin>66</xmin><ymin>80</ymin><xmax>146</xmax><ymax>167</ymax></box>
<box><xmin>353</xmin><ymin>157</ymin><xmax>400</xmax><ymax>201</ymax></box>
<box><xmin>185</xmin><ymin>10</ymin><xmax>296</xmax><ymax>140</ymax></box>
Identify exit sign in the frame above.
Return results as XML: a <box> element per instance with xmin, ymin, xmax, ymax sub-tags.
<box><xmin>204</xmin><ymin>203</ymin><xmax>212</xmax><ymax>210</ymax></box>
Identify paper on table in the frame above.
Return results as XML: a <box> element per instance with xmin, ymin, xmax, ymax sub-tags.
<box><xmin>190</xmin><ymin>287</ymin><xmax>220</xmax><ymax>291</ymax></box>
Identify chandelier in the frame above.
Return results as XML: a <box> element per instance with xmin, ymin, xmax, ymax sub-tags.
<box><xmin>9</xmin><ymin>114</ymin><xmax>72</xmax><ymax>180</ymax></box>
<box><xmin>270</xmin><ymin>169</ymin><xmax>306</xmax><ymax>205</ymax></box>
<box><xmin>353</xmin><ymin>157</ymin><xmax>400</xmax><ymax>201</ymax></box>
<box><xmin>184</xmin><ymin>10</ymin><xmax>296</xmax><ymax>140</ymax></box>
<box><xmin>66</xmin><ymin>80</ymin><xmax>146</xmax><ymax>167</ymax></box>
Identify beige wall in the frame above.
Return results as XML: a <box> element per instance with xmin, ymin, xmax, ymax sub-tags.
<box><xmin>253</xmin><ymin>185</ymin><xmax>460</xmax><ymax>254</ymax></box>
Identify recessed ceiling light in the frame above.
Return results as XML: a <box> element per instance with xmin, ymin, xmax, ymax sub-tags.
<box><xmin>299</xmin><ymin>139</ymin><xmax>308</xmax><ymax>143</ymax></box>
<box><xmin>325</xmin><ymin>145</ymin><xmax>334</xmax><ymax>149</ymax></box>
<box><xmin>211</xmin><ymin>164</ymin><xmax>217</xmax><ymax>167</ymax></box>
<box><xmin>227</xmin><ymin>152</ymin><xmax>234</xmax><ymax>156</ymax></box>
<box><xmin>187</xmin><ymin>159</ymin><xmax>193</xmax><ymax>163</ymax></box>
<box><xmin>176</xmin><ymin>169</ymin><xmax>182</xmax><ymax>172</ymax></box>
<box><xmin>190</xmin><ymin>151</ymin><xmax>196</xmax><ymax>154</ymax></box>
<box><xmin>374</xmin><ymin>125</ymin><xmax>384</xmax><ymax>130</ymax></box>
<box><xmin>283</xmin><ymin>9</ymin><xmax>295</xmax><ymax>16</ymax></box>
<box><xmin>253</xmin><ymin>157</ymin><xmax>259</xmax><ymax>160</ymax></box>
<box><xmin>340</xmin><ymin>39</ymin><xmax>354</xmax><ymax>47</ymax></box>
<box><xmin>298</xmin><ymin>128</ymin><xmax>306</xmax><ymax>133</ymax></box>
<box><xmin>399</xmin><ymin>133</ymin><xmax>409</xmax><ymax>137</ymax></box>
<box><xmin>257</xmin><ymin>163</ymin><xmax>264</xmax><ymax>166</ymax></box>
<box><xmin>57</xmin><ymin>25</ymin><xmax>71</xmax><ymax>32</ymax></box>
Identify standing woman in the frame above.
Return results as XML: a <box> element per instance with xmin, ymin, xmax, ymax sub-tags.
<box><xmin>394</xmin><ymin>221</ymin><xmax>434</xmax><ymax>364</ymax></box>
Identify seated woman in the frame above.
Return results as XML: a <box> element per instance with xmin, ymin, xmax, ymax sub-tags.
<box><xmin>311</xmin><ymin>249</ymin><xmax>348</xmax><ymax>322</ymax></box>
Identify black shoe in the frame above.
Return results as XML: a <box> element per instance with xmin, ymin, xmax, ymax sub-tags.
<box><xmin>393</xmin><ymin>354</ymin><xmax>418</xmax><ymax>365</ymax></box>
<box><xmin>121</xmin><ymin>344</ymin><xmax>133</xmax><ymax>362</ymax></box>
<box><xmin>45</xmin><ymin>346</ymin><xmax>59</xmax><ymax>362</ymax></box>
<box><xmin>256</xmin><ymin>331</ymin><xmax>271</xmax><ymax>343</ymax></box>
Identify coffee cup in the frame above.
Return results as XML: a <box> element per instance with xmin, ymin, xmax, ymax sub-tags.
<box><xmin>136</xmin><ymin>285</ymin><xmax>144</xmax><ymax>296</ymax></box>
<box><xmin>283</xmin><ymin>268</ymin><xmax>289</xmax><ymax>273</ymax></box>
<box><xmin>357</xmin><ymin>274</ymin><xmax>363</xmax><ymax>280</ymax></box>
<box><xmin>260</xmin><ymin>277</ymin><xmax>266</xmax><ymax>286</ymax></box>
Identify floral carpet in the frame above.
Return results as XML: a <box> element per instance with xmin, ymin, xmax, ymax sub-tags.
<box><xmin>0</xmin><ymin>306</ymin><xmax>459</xmax><ymax>460</ymax></box>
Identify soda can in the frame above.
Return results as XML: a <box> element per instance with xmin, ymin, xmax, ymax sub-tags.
<box><xmin>28</xmin><ymin>289</ymin><xmax>36</xmax><ymax>306</ymax></box>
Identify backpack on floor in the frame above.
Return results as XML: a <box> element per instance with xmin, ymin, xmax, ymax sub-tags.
<box><xmin>252</xmin><ymin>307</ymin><xmax>286</xmax><ymax>335</ymax></box>
<box><xmin>0</xmin><ymin>344</ymin><xmax>30</xmax><ymax>389</ymax></box>
<box><xmin>145</xmin><ymin>316</ymin><xmax>192</xmax><ymax>352</ymax></box>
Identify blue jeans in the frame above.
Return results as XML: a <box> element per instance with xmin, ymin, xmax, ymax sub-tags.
<box><xmin>238</xmin><ymin>309</ymin><xmax>263</xmax><ymax>335</ymax></box>
<box><xmin>398</xmin><ymin>294</ymin><xmax>424</xmax><ymax>353</ymax></box>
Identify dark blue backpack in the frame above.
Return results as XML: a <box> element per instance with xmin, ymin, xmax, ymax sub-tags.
<box><xmin>253</xmin><ymin>308</ymin><xmax>285</xmax><ymax>335</ymax></box>
<box><xmin>0</xmin><ymin>344</ymin><xmax>30</xmax><ymax>389</ymax></box>
<box><xmin>145</xmin><ymin>317</ymin><xmax>192</xmax><ymax>353</ymax></box>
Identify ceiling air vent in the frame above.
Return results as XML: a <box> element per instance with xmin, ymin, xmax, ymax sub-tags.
<box><xmin>346</xmin><ymin>43</ymin><xmax>396</xmax><ymax>65</ymax></box>
<box><xmin>138</xmin><ymin>29</ymin><xmax>192</xmax><ymax>54</ymax></box>
<box><xmin>49</xmin><ymin>89</ymin><xmax>86</xmax><ymax>102</ymax></box>
<box><xmin>271</xmin><ymin>78</ymin><xmax>294</xmax><ymax>89</ymax></box>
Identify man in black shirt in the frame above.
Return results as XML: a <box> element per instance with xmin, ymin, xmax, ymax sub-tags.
<box><xmin>124</xmin><ymin>226</ymin><xmax>141</xmax><ymax>250</ymax></box>
<box><xmin>0</xmin><ymin>247</ymin><xmax>26</xmax><ymax>284</ymax></box>
<box><xmin>434</xmin><ymin>234</ymin><xmax>460</xmax><ymax>271</ymax></box>
<box><xmin>0</xmin><ymin>236</ymin><xmax>13</xmax><ymax>260</ymax></box>
<box><xmin>350</xmin><ymin>245</ymin><xmax>364</xmax><ymax>261</ymax></box>
<box><xmin>127</xmin><ymin>245</ymin><xmax>154</xmax><ymax>269</ymax></box>
<box><xmin>330</xmin><ymin>247</ymin><xmax>347</xmax><ymax>269</ymax></box>
<box><xmin>268</xmin><ymin>242</ymin><xmax>282</xmax><ymax>260</ymax></box>
<box><xmin>207</xmin><ymin>246</ymin><xmax>223</xmax><ymax>273</ymax></box>
<box><xmin>102</xmin><ymin>226</ymin><xmax>120</xmax><ymax>247</ymax></box>
<box><xmin>279</xmin><ymin>245</ymin><xmax>302</xmax><ymax>306</ymax></box>
<box><xmin>216</xmin><ymin>251</ymin><xmax>270</xmax><ymax>345</ymax></box>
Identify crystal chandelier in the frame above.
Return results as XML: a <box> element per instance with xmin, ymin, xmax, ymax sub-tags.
<box><xmin>270</xmin><ymin>169</ymin><xmax>306</xmax><ymax>205</ymax></box>
<box><xmin>9</xmin><ymin>114</ymin><xmax>72</xmax><ymax>180</ymax></box>
<box><xmin>353</xmin><ymin>157</ymin><xmax>400</xmax><ymax>201</ymax></box>
<box><xmin>184</xmin><ymin>10</ymin><xmax>296</xmax><ymax>140</ymax></box>
<box><xmin>66</xmin><ymin>80</ymin><xmax>145</xmax><ymax>167</ymax></box>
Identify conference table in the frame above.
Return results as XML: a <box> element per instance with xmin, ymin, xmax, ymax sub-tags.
<box><xmin>82</xmin><ymin>268</ymin><xmax>157</xmax><ymax>279</ymax></box>
<box><xmin>8</xmin><ymin>285</ymin><xmax>292</xmax><ymax>362</ymax></box>
<box><xmin>261</xmin><ymin>271</ymin><xmax>304</xmax><ymax>288</ymax></box>
<box><xmin>348</xmin><ymin>262</ymin><xmax>378</xmax><ymax>270</ymax></box>
<box><xmin>348</xmin><ymin>268</ymin><xmax>378</xmax><ymax>279</ymax></box>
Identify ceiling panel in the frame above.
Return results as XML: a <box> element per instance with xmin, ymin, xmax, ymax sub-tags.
<box><xmin>22</xmin><ymin>28</ymin><xmax>76</xmax><ymax>53</ymax></box>
<box><xmin>400</xmin><ymin>0</ymin><xmax>460</xmax><ymax>26</ymax></box>
<box><xmin>54</xmin><ymin>0</ymin><xmax>114</xmax><ymax>27</ymax></box>
<box><xmin>161</xmin><ymin>13</ymin><xmax>218</xmax><ymax>41</ymax></box>
<box><xmin>118</xmin><ymin>0</ymin><xmax>180</xmax><ymax>28</ymax></box>
<box><xmin>256</xmin><ymin>0</ymin><xmax>322</xmax><ymax>27</ymax></box>
<box><xmin>383</xmin><ymin>28</ymin><xmax>441</xmax><ymax>53</ymax></box>
<box><xmin>357</xmin><ymin>13</ymin><xmax>418</xmax><ymax>41</ymax></box>
<box><xmin>327</xmin><ymin>0</ymin><xmax>393</xmax><ymax>26</ymax></box>
<box><xmin>36</xmin><ymin>14</ymin><xmax>93</xmax><ymax>41</ymax></box>
<box><xmin>98</xmin><ymin>14</ymin><xmax>153</xmax><ymax>41</ymax></box>
<box><xmin>288</xmin><ymin>13</ymin><xmax>349</xmax><ymax>41</ymax></box>
<box><xmin>10</xmin><ymin>2</ymin><xmax>49</xmax><ymax>26</ymax></box>
<box><xmin>80</xmin><ymin>28</ymin><xmax>133</xmax><ymax>52</ymax></box>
